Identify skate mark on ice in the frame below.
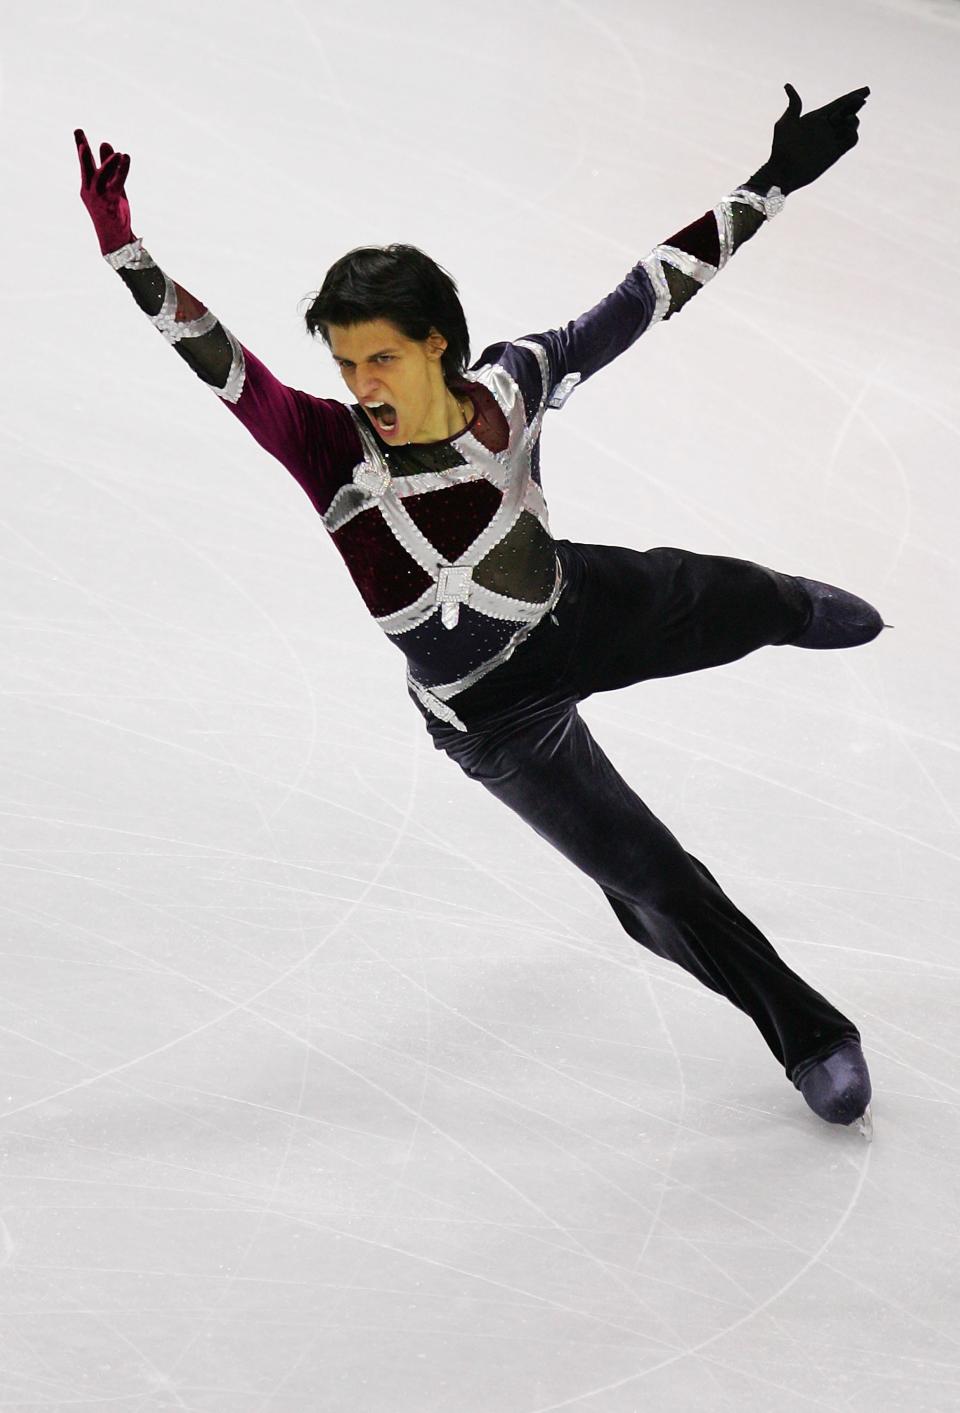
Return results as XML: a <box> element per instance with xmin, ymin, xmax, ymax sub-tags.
<box><xmin>524</xmin><ymin>1142</ymin><xmax>873</xmax><ymax>1413</ymax></box>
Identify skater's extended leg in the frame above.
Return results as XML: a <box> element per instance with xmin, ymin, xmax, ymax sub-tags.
<box><xmin>540</xmin><ymin>541</ymin><xmax>883</xmax><ymax>700</ymax></box>
<box><xmin>422</xmin><ymin>539</ymin><xmax>883</xmax><ymax>731</ymax></box>
<box><xmin>556</xmin><ymin>541</ymin><xmax>811</xmax><ymax>696</ymax></box>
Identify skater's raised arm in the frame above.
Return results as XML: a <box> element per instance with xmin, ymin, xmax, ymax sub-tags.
<box><xmin>74</xmin><ymin>130</ymin><xmax>357</xmax><ymax>492</ymax></box>
<box><xmin>514</xmin><ymin>84</ymin><xmax>870</xmax><ymax>410</ymax></box>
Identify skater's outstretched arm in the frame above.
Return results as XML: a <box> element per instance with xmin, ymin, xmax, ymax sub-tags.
<box><xmin>513</xmin><ymin>84</ymin><xmax>870</xmax><ymax>410</ymax></box>
<box><xmin>74</xmin><ymin>130</ymin><xmax>357</xmax><ymax>490</ymax></box>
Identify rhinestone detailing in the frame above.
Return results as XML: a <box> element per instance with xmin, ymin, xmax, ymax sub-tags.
<box><xmin>154</xmin><ymin>297</ymin><xmax>218</xmax><ymax>344</ymax></box>
<box><xmin>353</xmin><ymin>459</ymin><xmax>391</xmax><ymax>498</ymax></box>
<box><xmin>547</xmin><ymin>370</ymin><xmax>581</xmax><ymax>410</ymax></box>
<box><xmin>730</xmin><ymin>184</ymin><xmax>785</xmax><ymax>220</ymax></box>
<box><xmin>657</xmin><ymin>244</ymin><xmax>719</xmax><ymax>286</ymax></box>
<box><xmin>714</xmin><ymin>200</ymin><xmax>735</xmax><ymax>269</ymax></box>
<box><xmin>217</xmin><ymin>326</ymin><xmax>246</xmax><ymax>404</ymax></box>
<box><xmin>639</xmin><ymin>255</ymin><xmax>672</xmax><ymax>324</ymax></box>
<box><xmin>104</xmin><ymin>237</ymin><xmax>153</xmax><ymax>271</ymax></box>
<box><xmin>407</xmin><ymin>678</ymin><xmax>470</xmax><ymax>732</ymax></box>
<box><xmin>513</xmin><ymin>339</ymin><xmax>556</xmax><ymax>441</ymax></box>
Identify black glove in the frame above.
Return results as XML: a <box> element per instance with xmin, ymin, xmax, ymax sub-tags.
<box><xmin>750</xmin><ymin>83</ymin><xmax>870</xmax><ymax>196</ymax></box>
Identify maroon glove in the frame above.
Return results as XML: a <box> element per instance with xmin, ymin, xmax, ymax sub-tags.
<box><xmin>74</xmin><ymin>128</ymin><xmax>137</xmax><ymax>256</ymax></box>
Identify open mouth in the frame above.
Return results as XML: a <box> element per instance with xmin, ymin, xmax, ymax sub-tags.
<box><xmin>364</xmin><ymin>401</ymin><xmax>398</xmax><ymax>433</ymax></box>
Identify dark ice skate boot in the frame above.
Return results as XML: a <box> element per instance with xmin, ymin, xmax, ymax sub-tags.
<box><xmin>794</xmin><ymin>1040</ymin><xmax>873</xmax><ymax>1140</ymax></box>
<box><xmin>784</xmin><ymin>577</ymin><xmax>885</xmax><ymax>649</ymax></box>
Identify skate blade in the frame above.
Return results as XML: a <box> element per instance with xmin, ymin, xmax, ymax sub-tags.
<box><xmin>852</xmin><ymin>1104</ymin><xmax>873</xmax><ymax>1142</ymax></box>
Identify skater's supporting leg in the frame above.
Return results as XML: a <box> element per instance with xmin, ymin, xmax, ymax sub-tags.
<box><xmin>410</xmin><ymin>537</ymin><xmax>870</xmax><ymax>1110</ymax></box>
<box><xmin>793</xmin><ymin>1039</ymin><xmax>872</xmax><ymax>1128</ymax></box>
<box><xmin>422</xmin><ymin>694</ymin><xmax>860</xmax><ymax>1082</ymax></box>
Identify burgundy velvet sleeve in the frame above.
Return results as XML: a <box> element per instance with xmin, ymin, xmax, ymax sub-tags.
<box><xmin>107</xmin><ymin>239</ymin><xmax>362</xmax><ymax>517</ymax></box>
<box><xmin>223</xmin><ymin>342</ymin><xmax>363</xmax><ymax>516</ymax></box>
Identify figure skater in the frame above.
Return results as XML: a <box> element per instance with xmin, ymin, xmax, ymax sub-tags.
<box><xmin>75</xmin><ymin>80</ymin><xmax>878</xmax><ymax>1137</ymax></box>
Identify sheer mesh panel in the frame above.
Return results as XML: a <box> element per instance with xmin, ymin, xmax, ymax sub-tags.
<box><xmin>172</xmin><ymin>325</ymin><xmax>235</xmax><ymax>388</ymax></box>
<box><xmin>385</xmin><ymin>438</ymin><xmax>467</xmax><ymax>477</ymax></box>
<box><xmin>118</xmin><ymin>266</ymin><xmax>234</xmax><ymax>390</ymax></box>
<box><xmin>118</xmin><ymin>264</ymin><xmax>166</xmax><ymax>312</ymax></box>
<box><xmin>652</xmin><ymin>192</ymin><xmax>771</xmax><ymax>322</ymax></box>
<box><xmin>662</xmin><ymin>264</ymin><xmax>703</xmax><ymax>319</ymax></box>
<box><xmin>729</xmin><ymin>201</ymin><xmax>767</xmax><ymax>251</ymax></box>
<box><xmin>474</xmin><ymin>511</ymin><xmax>556</xmax><ymax>601</ymax></box>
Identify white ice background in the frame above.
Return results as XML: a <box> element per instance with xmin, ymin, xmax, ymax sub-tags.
<box><xmin>1</xmin><ymin>0</ymin><xmax>959</xmax><ymax>1408</ymax></box>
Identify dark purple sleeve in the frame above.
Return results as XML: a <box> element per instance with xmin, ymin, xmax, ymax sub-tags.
<box><xmin>527</xmin><ymin>264</ymin><xmax>658</xmax><ymax>395</ymax></box>
<box><xmin>498</xmin><ymin>175</ymin><xmax>782</xmax><ymax>412</ymax></box>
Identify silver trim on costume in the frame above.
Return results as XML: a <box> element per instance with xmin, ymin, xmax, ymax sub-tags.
<box><xmin>714</xmin><ymin>200</ymin><xmax>735</xmax><ymax>269</ymax></box>
<box><xmin>436</xmin><ymin>566</ymin><xmax>472</xmax><ymax>629</ymax></box>
<box><xmin>730</xmin><ymin>185</ymin><xmax>785</xmax><ymax>220</ymax></box>
<box><xmin>323</xmin><ymin>463</ymin><xmax>553</xmax><ymax>596</ymax></box>
<box><xmin>104</xmin><ymin>239</ymin><xmax>246</xmax><ymax>404</ymax></box>
<box><xmin>513</xmin><ymin>338</ymin><xmax>551</xmax><ymax>403</ymax></box>
<box><xmin>353</xmin><ymin>459</ymin><xmax>391</xmax><ymax>499</ymax></box>
<box><xmin>330</xmin><ymin>364</ymin><xmax>564</xmax><ymax>729</ymax></box>
<box><xmin>658</xmin><ymin>244</ymin><xmax>718</xmax><ymax>286</ymax></box>
<box><xmin>548</xmin><ymin>370</ymin><xmax>582</xmax><ymax>409</ymax></box>
<box><xmin>216</xmin><ymin>326</ymin><xmax>246</xmax><ymax>404</ymax></box>
<box><xmin>407</xmin><ymin>681</ymin><xmax>470</xmax><ymax>731</ymax></box>
<box><xmin>513</xmin><ymin>339</ymin><xmax>555</xmax><ymax>439</ymax></box>
<box><xmin>104</xmin><ymin>237</ymin><xmax>153</xmax><ymax>271</ymax></box>
<box><xmin>376</xmin><ymin>584</ymin><xmax>440</xmax><ymax>636</ymax></box>
<box><xmin>322</xmin><ymin>482</ymin><xmax>371</xmax><ymax>535</ymax></box>
<box><xmin>406</xmin><ymin>551</ymin><xmax>565</xmax><ymax>732</ymax></box>
<box><xmin>337</xmin><ymin>361</ymin><xmax>554</xmax><ymax>640</ymax></box>
<box><xmin>155</xmin><ymin>279</ymin><xmax>220</xmax><ymax>343</ymax></box>
<box><xmin>390</xmin><ymin>467</ymin><xmax>488</xmax><ymax>499</ymax></box>
<box><xmin>636</xmin><ymin>183</ymin><xmax>784</xmax><ymax>324</ymax></box>
<box><xmin>638</xmin><ymin>253</ymin><xmax>672</xmax><ymax>325</ymax></box>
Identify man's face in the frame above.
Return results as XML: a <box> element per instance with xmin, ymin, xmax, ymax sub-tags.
<box><xmin>328</xmin><ymin>318</ymin><xmax>447</xmax><ymax>444</ymax></box>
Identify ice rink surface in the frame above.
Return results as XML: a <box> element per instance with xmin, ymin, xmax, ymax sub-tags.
<box><xmin>2</xmin><ymin>0</ymin><xmax>959</xmax><ymax>1407</ymax></box>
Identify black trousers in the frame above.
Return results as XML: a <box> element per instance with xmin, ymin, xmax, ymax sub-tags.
<box><xmin>408</xmin><ymin>539</ymin><xmax>861</xmax><ymax>1082</ymax></box>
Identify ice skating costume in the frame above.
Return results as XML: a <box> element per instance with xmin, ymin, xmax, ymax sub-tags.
<box><xmin>82</xmin><ymin>84</ymin><xmax>878</xmax><ymax>1131</ymax></box>
<box><xmin>102</xmin><ymin>179</ymin><xmax>785</xmax><ymax>730</ymax></box>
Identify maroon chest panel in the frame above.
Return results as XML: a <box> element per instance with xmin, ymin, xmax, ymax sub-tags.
<box><xmin>460</xmin><ymin>380</ymin><xmax>510</xmax><ymax>454</ymax></box>
<box><xmin>326</xmin><ymin>377</ymin><xmax>516</xmax><ymax>619</ymax></box>
<box><xmin>331</xmin><ymin>508</ymin><xmax>433</xmax><ymax>616</ymax></box>
<box><xmin>401</xmin><ymin>479</ymin><xmax>503</xmax><ymax>561</ymax></box>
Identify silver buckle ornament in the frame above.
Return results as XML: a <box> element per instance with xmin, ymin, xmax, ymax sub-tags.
<box><xmin>436</xmin><ymin>565</ymin><xmax>472</xmax><ymax>630</ymax></box>
<box><xmin>353</xmin><ymin>460</ymin><xmax>391</xmax><ymax>498</ymax></box>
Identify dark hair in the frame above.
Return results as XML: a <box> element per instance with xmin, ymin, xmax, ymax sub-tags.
<box><xmin>300</xmin><ymin>243</ymin><xmax>471</xmax><ymax>384</ymax></box>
